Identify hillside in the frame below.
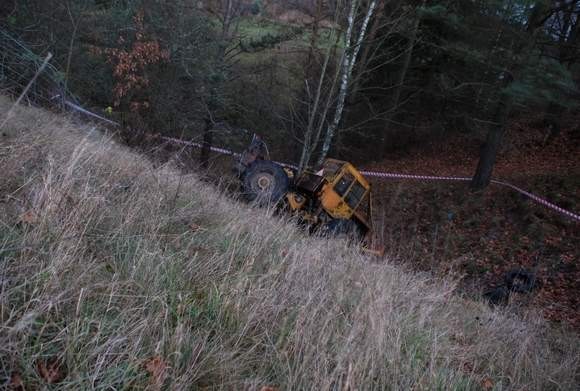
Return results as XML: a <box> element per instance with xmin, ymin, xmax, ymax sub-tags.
<box><xmin>1</xmin><ymin>97</ymin><xmax>579</xmax><ymax>389</ymax></box>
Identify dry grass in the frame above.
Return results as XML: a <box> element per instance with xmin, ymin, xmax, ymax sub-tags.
<box><xmin>0</xmin><ymin>96</ymin><xmax>578</xmax><ymax>390</ymax></box>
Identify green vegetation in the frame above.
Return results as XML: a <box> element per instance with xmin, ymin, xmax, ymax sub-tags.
<box><xmin>237</xmin><ymin>17</ymin><xmax>339</xmax><ymax>50</ymax></box>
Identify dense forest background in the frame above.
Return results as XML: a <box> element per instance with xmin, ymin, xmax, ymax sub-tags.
<box><xmin>2</xmin><ymin>0</ymin><xmax>579</xmax><ymax>183</ymax></box>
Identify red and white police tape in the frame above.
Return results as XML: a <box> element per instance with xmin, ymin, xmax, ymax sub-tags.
<box><xmin>61</xmin><ymin>99</ymin><xmax>579</xmax><ymax>223</ymax></box>
<box><xmin>161</xmin><ymin>136</ymin><xmax>579</xmax><ymax>223</ymax></box>
<box><xmin>161</xmin><ymin>136</ymin><xmax>299</xmax><ymax>169</ymax></box>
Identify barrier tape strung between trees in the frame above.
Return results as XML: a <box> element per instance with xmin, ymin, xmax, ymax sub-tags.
<box><xmin>488</xmin><ymin>179</ymin><xmax>580</xmax><ymax>223</ymax></box>
<box><xmin>50</xmin><ymin>100</ymin><xmax>580</xmax><ymax>223</ymax></box>
<box><xmin>4</xmin><ymin>29</ymin><xmax>577</xmax><ymax>223</ymax></box>
<box><xmin>360</xmin><ymin>171</ymin><xmax>580</xmax><ymax>222</ymax></box>
<box><xmin>161</xmin><ymin>136</ymin><xmax>299</xmax><ymax>170</ymax></box>
<box><xmin>160</xmin><ymin>136</ymin><xmax>580</xmax><ymax>223</ymax></box>
<box><xmin>49</xmin><ymin>98</ymin><xmax>580</xmax><ymax>223</ymax></box>
<box><xmin>3</xmin><ymin>29</ymin><xmax>578</xmax><ymax>223</ymax></box>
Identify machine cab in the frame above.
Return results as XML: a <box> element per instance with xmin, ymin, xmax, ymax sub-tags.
<box><xmin>318</xmin><ymin>159</ymin><xmax>371</xmax><ymax>226</ymax></box>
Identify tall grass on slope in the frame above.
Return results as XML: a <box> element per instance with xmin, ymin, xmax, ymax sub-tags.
<box><xmin>0</xmin><ymin>97</ymin><xmax>578</xmax><ymax>390</ymax></box>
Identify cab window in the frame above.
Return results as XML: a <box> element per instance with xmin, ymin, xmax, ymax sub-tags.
<box><xmin>345</xmin><ymin>181</ymin><xmax>366</xmax><ymax>209</ymax></box>
<box><xmin>334</xmin><ymin>174</ymin><xmax>354</xmax><ymax>196</ymax></box>
<box><xmin>323</xmin><ymin>160</ymin><xmax>342</xmax><ymax>177</ymax></box>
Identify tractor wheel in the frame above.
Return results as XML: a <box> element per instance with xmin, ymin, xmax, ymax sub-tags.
<box><xmin>242</xmin><ymin>160</ymin><xmax>289</xmax><ymax>205</ymax></box>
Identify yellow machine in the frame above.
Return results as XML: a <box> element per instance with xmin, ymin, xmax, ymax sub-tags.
<box><xmin>286</xmin><ymin>159</ymin><xmax>372</xmax><ymax>228</ymax></box>
<box><xmin>236</xmin><ymin>136</ymin><xmax>383</xmax><ymax>255</ymax></box>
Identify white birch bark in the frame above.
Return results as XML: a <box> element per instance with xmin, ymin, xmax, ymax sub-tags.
<box><xmin>317</xmin><ymin>0</ymin><xmax>378</xmax><ymax>166</ymax></box>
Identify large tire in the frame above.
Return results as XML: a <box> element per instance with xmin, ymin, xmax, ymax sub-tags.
<box><xmin>483</xmin><ymin>286</ymin><xmax>510</xmax><ymax>306</ymax></box>
<box><xmin>242</xmin><ymin>160</ymin><xmax>289</xmax><ymax>205</ymax></box>
<box><xmin>504</xmin><ymin>269</ymin><xmax>536</xmax><ymax>293</ymax></box>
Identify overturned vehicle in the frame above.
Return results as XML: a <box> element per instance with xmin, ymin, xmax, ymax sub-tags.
<box><xmin>235</xmin><ymin>135</ymin><xmax>384</xmax><ymax>255</ymax></box>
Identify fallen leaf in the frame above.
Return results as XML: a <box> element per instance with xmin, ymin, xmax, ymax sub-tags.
<box><xmin>461</xmin><ymin>361</ymin><xmax>474</xmax><ymax>373</ymax></box>
<box><xmin>36</xmin><ymin>358</ymin><xmax>66</xmax><ymax>384</ymax></box>
<box><xmin>481</xmin><ymin>377</ymin><xmax>494</xmax><ymax>390</ymax></box>
<box><xmin>19</xmin><ymin>210</ymin><xmax>38</xmax><ymax>225</ymax></box>
<box><xmin>189</xmin><ymin>223</ymin><xmax>201</xmax><ymax>232</ymax></box>
<box><xmin>9</xmin><ymin>371</ymin><xmax>24</xmax><ymax>390</ymax></box>
<box><xmin>144</xmin><ymin>355</ymin><xmax>167</xmax><ymax>389</ymax></box>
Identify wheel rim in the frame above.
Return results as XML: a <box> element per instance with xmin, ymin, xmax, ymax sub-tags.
<box><xmin>251</xmin><ymin>172</ymin><xmax>275</xmax><ymax>195</ymax></box>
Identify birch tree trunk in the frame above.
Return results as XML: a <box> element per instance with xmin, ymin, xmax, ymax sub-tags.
<box><xmin>316</xmin><ymin>0</ymin><xmax>378</xmax><ymax>166</ymax></box>
<box><xmin>350</xmin><ymin>0</ymin><xmax>386</xmax><ymax>102</ymax></box>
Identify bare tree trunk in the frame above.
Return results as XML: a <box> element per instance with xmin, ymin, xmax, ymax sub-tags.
<box><xmin>298</xmin><ymin>29</ymin><xmax>336</xmax><ymax>172</ymax></box>
<box><xmin>471</xmin><ymin>90</ymin><xmax>512</xmax><ymax>189</ymax></box>
<box><xmin>298</xmin><ymin>0</ymin><xmax>339</xmax><ymax>172</ymax></box>
<box><xmin>305</xmin><ymin>0</ymin><xmax>323</xmax><ymax>78</ymax></box>
<box><xmin>379</xmin><ymin>0</ymin><xmax>423</xmax><ymax>157</ymax></box>
<box><xmin>474</xmin><ymin>27</ymin><xmax>504</xmax><ymax>109</ymax></box>
<box><xmin>309</xmin><ymin>31</ymin><xmax>343</xmax><ymax>163</ymax></box>
<box><xmin>199</xmin><ymin>0</ymin><xmax>240</xmax><ymax>168</ymax></box>
<box><xmin>222</xmin><ymin>0</ymin><xmax>235</xmax><ymax>39</ymax></box>
<box><xmin>317</xmin><ymin>0</ymin><xmax>378</xmax><ymax>166</ymax></box>
<box><xmin>298</xmin><ymin>0</ymin><xmax>326</xmax><ymax>173</ymax></box>
<box><xmin>350</xmin><ymin>0</ymin><xmax>386</xmax><ymax>102</ymax></box>
<box><xmin>64</xmin><ymin>3</ymin><xmax>81</xmax><ymax>95</ymax></box>
<box><xmin>471</xmin><ymin>0</ymin><xmax>548</xmax><ymax>189</ymax></box>
<box><xmin>542</xmin><ymin>2</ymin><xmax>579</xmax><ymax>143</ymax></box>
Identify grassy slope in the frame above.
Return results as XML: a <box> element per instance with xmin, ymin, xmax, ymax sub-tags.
<box><xmin>0</xmin><ymin>97</ymin><xmax>578</xmax><ymax>389</ymax></box>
